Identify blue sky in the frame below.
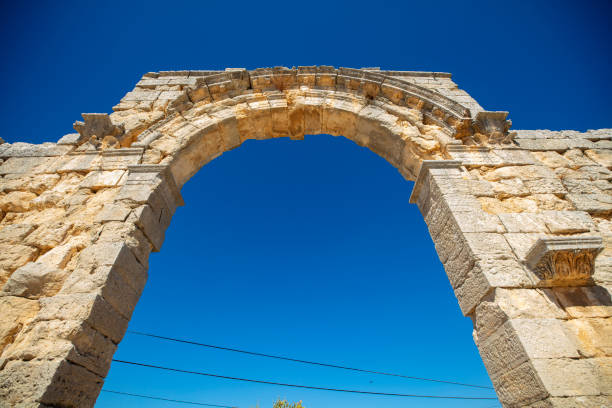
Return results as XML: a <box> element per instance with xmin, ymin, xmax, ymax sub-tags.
<box><xmin>1</xmin><ymin>1</ymin><xmax>610</xmax><ymax>407</ymax></box>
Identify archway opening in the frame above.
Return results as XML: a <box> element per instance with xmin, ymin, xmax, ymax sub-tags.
<box><xmin>99</xmin><ymin>134</ymin><xmax>494</xmax><ymax>407</ymax></box>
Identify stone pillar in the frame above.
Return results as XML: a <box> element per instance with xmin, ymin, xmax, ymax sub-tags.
<box><xmin>411</xmin><ymin>160</ymin><xmax>612</xmax><ymax>408</ymax></box>
<box><xmin>0</xmin><ymin>162</ymin><xmax>182</xmax><ymax>407</ymax></box>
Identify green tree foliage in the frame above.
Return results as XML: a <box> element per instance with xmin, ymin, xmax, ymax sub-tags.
<box><xmin>272</xmin><ymin>399</ymin><xmax>305</xmax><ymax>408</ymax></box>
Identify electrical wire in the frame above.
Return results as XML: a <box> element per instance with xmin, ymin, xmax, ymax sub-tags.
<box><xmin>127</xmin><ymin>330</ymin><xmax>494</xmax><ymax>390</ymax></box>
<box><xmin>101</xmin><ymin>389</ymin><xmax>239</xmax><ymax>407</ymax></box>
<box><xmin>112</xmin><ymin>359</ymin><xmax>498</xmax><ymax>400</ymax></box>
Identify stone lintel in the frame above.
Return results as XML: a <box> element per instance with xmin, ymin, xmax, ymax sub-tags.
<box><xmin>525</xmin><ymin>236</ymin><xmax>604</xmax><ymax>286</ymax></box>
<box><xmin>409</xmin><ymin>160</ymin><xmax>462</xmax><ymax>204</ymax></box>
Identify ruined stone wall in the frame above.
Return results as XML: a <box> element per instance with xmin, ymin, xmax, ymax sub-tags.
<box><xmin>0</xmin><ymin>67</ymin><xmax>610</xmax><ymax>407</ymax></box>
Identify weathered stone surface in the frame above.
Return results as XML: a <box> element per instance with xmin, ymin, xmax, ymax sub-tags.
<box><xmin>532</xmin><ymin>358</ymin><xmax>600</xmax><ymax>396</ymax></box>
<box><xmin>79</xmin><ymin>170</ymin><xmax>125</xmax><ymax>190</ymax></box>
<box><xmin>0</xmin><ymin>296</ymin><xmax>39</xmax><ymax>355</ymax></box>
<box><xmin>1</xmin><ymin>262</ymin><xmax>69</xmax><ymax>299</ymax></box>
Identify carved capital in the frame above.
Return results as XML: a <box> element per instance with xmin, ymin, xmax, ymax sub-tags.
<box><xmin>472</xmin><ymin>111</ymin><xmax>514</xmax><ymax>145</ymax></box>
<box><xmin>409</xmin><ymin>160</ymin><xmax>462</xmax><ymax>204</ymax></box>
<box><xmin>525</xmin><ymin>237</ymin><xmax>603</xmax><ymax>286</ymax></box>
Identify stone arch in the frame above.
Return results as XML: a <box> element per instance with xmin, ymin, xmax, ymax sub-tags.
<box><xmin>0</xmin><ymin>67</ymin><xmax>611</xmax><ymax>408</ymax></box>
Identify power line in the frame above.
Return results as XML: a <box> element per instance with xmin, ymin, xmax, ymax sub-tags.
<box><xmin>101</xmin><ymin>389</ymin><xmax>239</xmax><ymax>407</ymax></box>
<box><xmin>112</xmin><ymin>359</ymin><xmax>498</xmax><ymax>400</ymax></box>
<box><xmin>127</xmin><ymin>330</ymin><xmax>494</xmax><ymax>390</ymax></box>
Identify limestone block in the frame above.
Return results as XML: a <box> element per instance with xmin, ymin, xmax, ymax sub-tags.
<box><xmin>0</xmin><ymin>359</ymin><xmax>75</xmax><ymax>407</ymax></box>
<box><xmin>524</xmin><ymin>179</ymin><xmax>567</xmax><ymax>195</ymax></box>
<box><xmin>492</xmin><ymin>148</ymin><xmax>536</xmax><ymax>166</ymax></box>
<box><xmin>477</xmin><ymin>320</ymin><xmax>532</xmax><ymax>375</ymax></box>
<box><xmin>57</xmin><ymin>133</ymin><xmax>82</xmax><ymax>145</ymax></box>
<box><xmin>590</xmin><ymin>357</ymin><xmax>612</xmax><ymax>394</ymax></box>
<box><xmin>0</xmin><ymin>191</ymin><xmax>37</xmax><ymax>212</ymax></box>
<box><xmin>483</xmin><ymin>165</ymin><xmax>556</xmax><ymax>181</ymax></box>
<box><xmin>100</xmin><ymin>148</ymin><xmax>143</xmax><ymax>170</ymax></box>
<box><xmin>514</xmin><ymin>319</ymin><xmax>580</xmax><ymax>359</ymax></box>
<box><xmin>584</xmin><ymin>149</ymin><xmax>612</xmax><ymax>168</ymax></box>
<box><xmin>79</xmin><ymin>170</ymin><xmax>125</xmax><ymax>190</ymax></box>
<box><xmin>532</xmin><ymin>358</ymin><xmax>600</xmax><ymax>397</ymax></box>
<box><xmin>0</xmin><ymin>244</ymin><xmax>38</xmax><ymax>275</ymax></box>
<box><xmin>532</xmin><ymin>151</ymin><xmax>571</xmax><ymax>168</ymax></box>
<box><xmin>60</xmin><ymin>263</ymin><xmax>143</xmax><ymax>320</ymax></box>
<box><xmin>464</xmin><ymin>232</ymin><xmax>514</xmax><ymax>259</ymax></box>
<box><xmin>593</xmin><ymin>179</ymin><xmax>612</xmax><ymax>191</ymax></box>
<box><xmin>0</xmin><ymin>142</ymin><xmax>72</xmax><ymax>158</ymax></box>
<box><xmin>0</xmin><ymin>173</ymin><xmax>60</xmax><ymax>194</ymax></box>
<box><xmin>540</xmin><ymin>210</ymin><xmax>595</xmax><ymax>233</ymax></box>
<box><xmin>73</xmin><ymin>242</ymin><xmax>147</xmax><ymax>294</ymax></box>
<box><xmin>95</xmin><ymin>203</ymin><xmax>132</xmax><ymax>223</ymax></box>
<box><xmin>57</xmin><ymin>152</ymin><xmax>101</xmax><ymax>173</ymax></box>
<box><xmin>499</xmin><ymin>213</ymin><xmax>548</xmax><ymax>233</ymax></box>
<box><xmin>563</xmin><ymin>149</ymin><xmax>597</xmax><ymax>167</ymax></box>
<box><xmin>0</xmin><ymin>156</ymin><xmax>59</xmax><ymax>175</ymax></box>
<box><xmin>25</xmin><ymin>222</ymin><xmax>71</xmax><ymax>250</ymax></box>
<box><xmin>446</xmin><ymin>146</ymin><xmax>502</xmax><ymax>166</ymax></box>
<box><xmin>130</xmin><ymin>204</ymin><xmax>167</xmax><ymax>250</ymax></box>
<box><xmin>122</xmin><ymin>90</ymin><xmax>160</xmax><ymax>102</ymax></box>
<box><xmin>562</xmin><ymin>178</ymin><xmax>603</xmax><ymax>194</ymax></box>
<box><xmin>1</xmin><ymin>262</ymin><xmax>68</xmax><ymax>299</ymax></box>
<box><xmin>37</xmin><ymin>235</ymin><xmax>89</xmax><ymax>269</ymax></box>
<box><xmin>564</xmin><ymin>138</ymin><xmax>596</xmax><ymax>150</ymax></box>
<box><xmin>0</xmin><ymin>296</ymin><xmax>39</xmax><ymax>355</ymax></box>
<box><xmin>564</xmin><ymin>318</ymin><xmax>612</xmax><ymax>357</ymax></box>
<box><xmin>479</xmin><ymin>288</ymin><xmax>567</xmax><ymax>334</ymax></box>
<box><xmin>467</xmin><ymin>179</ymin><xmax>495</xmax><ymax>196</ymax></box>
<box><xmin>37</xmin><ymin>358</ymin><xmax>104</xmax><ymax>407</ymax></box>
<box><xmin>578</xmin><ymin>165</ymin><xmax>612</xmax><ymax>181</ymax></box>
<box><xmin>545</xmin><ymin>396</ymin><xmax>612</xmax><ymax>408</ymax></box>
<box><xmin>595</xmin><ymin>140</ymin><xmax>612</xmax><ymax>149</ymax></box>
<box><xmin>36</xmin><ymin>293</ymin><xmax>128</xmax><ymax>344</ymax></box>
<box><xmin>516</xmin><ymin>139</ymin><xmax>569</xmax><ymax>151</ymax></box>
<box><xmin>443</xmin><ymin>243</ymin><xmax>474</xmax><ymax>288</ymax></box>
<box><xmin>5</xmin><ymin>318</ymin><xmax>117</xmax><ymax>378</ymax></box>
<box><xmin>96</xmin><ymin>221</ymin><xmax>152</xmax><ymax>268</ymax></box>
<box><xmin>491</xmin><ymin>178</ymin><xmax>530</xmax><ymax>198</ymax></box>
<box><xmin>492</xmin><ymin>360</ymin><xmax>548</xmax><ymax>407</ymax></box>
<box><xmin>567</xmin><ymin>193</ymin><xmax>612</xmax><ymax>215</ymax></box>
<box><xmin>0</xmin><ymin>224</ymin><xmax>36</xmax><ymax>244</ymax></box>
<box><xmin>452</xmin><ymin>211</ymin><xmax>504</xmax><ymax>233</ymax></box>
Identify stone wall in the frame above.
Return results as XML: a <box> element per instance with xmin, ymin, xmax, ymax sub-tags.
<box><xmin>0</xmin><ymin>67</ymin><xmax>610</xmax><ymax>407</ymax></box>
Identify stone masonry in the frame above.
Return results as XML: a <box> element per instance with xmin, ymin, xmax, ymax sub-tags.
<box><xmin>0</xmin><ymin>67</ymin><xmax>610</xmax><ymax>407</ymax></box>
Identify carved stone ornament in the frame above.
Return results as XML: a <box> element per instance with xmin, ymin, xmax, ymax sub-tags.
<box><xmin>73</xmin><ymin>113</ymin><xmax>125</xmax><ymax>149</ymax></box>
<box><xmin>525</xmin><ymin>236</ymin><xmax>603</xmax><ymax>286</ymax></box>
<box><xmin>472</xmin><ymin>111</ymin><xmax>514</xmax><ymax>145</ymax></box>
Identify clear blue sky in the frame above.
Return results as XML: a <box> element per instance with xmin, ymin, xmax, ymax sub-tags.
<box><xmin>1</xmin><ymin>1</ymin><xmax>610</xmax><ymax>407</ymax></box>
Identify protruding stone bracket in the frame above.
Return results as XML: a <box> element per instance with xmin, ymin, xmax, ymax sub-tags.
<box><xmin>525</xmin><ymin>236</ymin><xmax>604</xmax><ymax>286</ymax></box>
<box><xmin>73</xmin><ymin>113</ymin><xmax>126</xmax><ymax>148</ymax></box>
<box><xmin>471</xmin><ymin>111</ymin><xmax>514</xmax><ymax>145</ymax></box>
<box><xmin>409</xmin><ymin>160</ymin><xmax>463</xmax><ymax>204</ymax></box>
